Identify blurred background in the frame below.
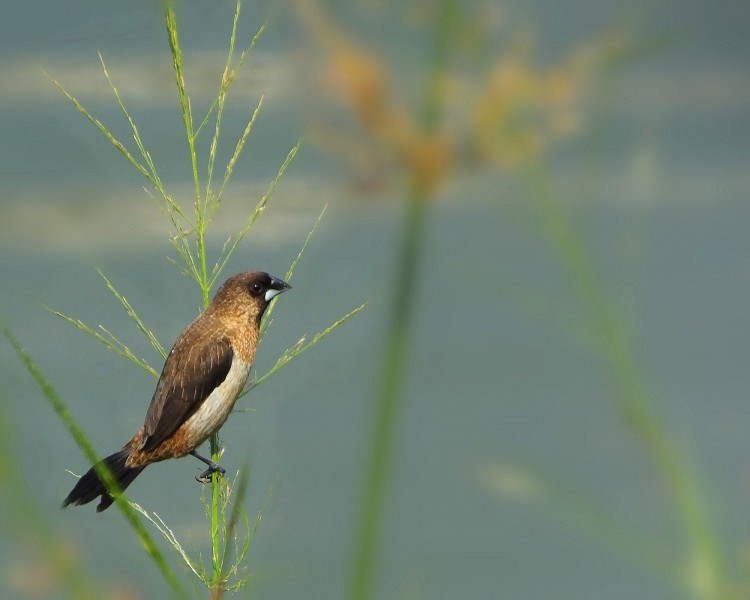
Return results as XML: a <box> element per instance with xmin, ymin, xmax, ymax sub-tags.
<box><xmin>0</xmin><ymin>0</ymin><xmax>748</xmax><ymax>598</ymax></box>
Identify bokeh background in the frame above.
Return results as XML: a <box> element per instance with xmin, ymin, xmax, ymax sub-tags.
<box><xmin>1</xmin><ymin>1</ymin><xmax>748</xmax><ymax>598</ymax></box>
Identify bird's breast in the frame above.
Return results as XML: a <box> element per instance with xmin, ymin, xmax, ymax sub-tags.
<box><xmin>178</xmin><ymin>358</ymin><xmax>253</xmax><ymax>450</ymax></box>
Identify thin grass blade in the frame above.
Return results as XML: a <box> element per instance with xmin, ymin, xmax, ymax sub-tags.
<box><xmin>165</xmin><ymin>5</ymin><xmax>202</xmax><ymax>212</ymax></box>
<box><xmin>210</xmin><ymin>140</ymin><xmax>301</xmax><ymax>288</ymax></box>
<box><xmin>2</xmin><ymin>326</ymin><xmax>187</xmax><ymax>598</ymax></box>
<box><xmin>195</xmin><ymin>19</ymin><xmax>268</xmax><ymax>138</ymax></box>
<box><xmin>216</xmin><ymin>94</ymin><xmax>265</xmax><ymax>205</ymax></box>
<box><xmin>47</xmin><ymin>75</ymin><xmax>154</xmax><ymax>185</ymax></box>
<box><xmin>205</xmin><ymin>0</ymin><xmax>242</xmax><ymax>200</ymax></box>
<box><xmin>47</xmin><ymin>308</ymin><xmax>159</xmax><ymax>377</ymax></box>
<box><xmin>262</xmin><ymin>204</ymin><xmax>326</xmax><ymax>332</ymax></box>
<box><xmin>132</xmin><ymin>503</ymin><xmax>208</xmax><ymax>584</ymax></box>
<box><xmin>97</xmin><ymin>52</ymin><xmax>174</xmax><ymax>209</ymax></box>
<box><xmin>251</xmin><ymin>302</ymin><xmax>367</xmax><ymax>390</ymax></box>
<box><xmin>219</xmin><ymin>463</ymin><xmax>251</xmax><ymax>583</ymax></box>
<box><xmin>97</xmin><ymin>269</ymin><xmax>167</xmax><ymax>359</ymax></box>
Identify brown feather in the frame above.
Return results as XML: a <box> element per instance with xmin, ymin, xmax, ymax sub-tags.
<box><xmin>140</xmin><ymin>315</ymin><xmax>234</xmax><ymax>452</ymax></box>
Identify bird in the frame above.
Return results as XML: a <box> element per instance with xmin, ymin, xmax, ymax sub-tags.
<box><xmin>63</xmin><ymin>271</ymin><xmax>291</xmax><ymax>512</ymax></box>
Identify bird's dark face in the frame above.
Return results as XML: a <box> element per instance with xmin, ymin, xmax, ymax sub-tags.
<box><xmin>245</xmin><ymin>272</ymin><xmax>291</xmax><ymax>304</ymax></box>
<box><xmin>211</xmin><ymin>271</ymin><xmax>291</xmax><ymax>324</ymax></box>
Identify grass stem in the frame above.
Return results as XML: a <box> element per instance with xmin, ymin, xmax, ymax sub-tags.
<box><xmin>525</xmin><ymin>162</ymin><xmax>730</xmax><ymax>600</ymax></box>
<box><xmin>349</xmin><ymin>1</ymin><xmax>457</xmax><ymax>598</ymax></box>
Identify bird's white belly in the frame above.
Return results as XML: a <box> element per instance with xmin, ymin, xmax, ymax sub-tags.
<box><xmin>181</xmin><ymin>359</ymin><xmax>252</xmax><ymax>447</ymax></box>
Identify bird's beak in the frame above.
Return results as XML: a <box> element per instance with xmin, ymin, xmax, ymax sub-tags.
<box><xmin>265</xmin><ymin>276</ymin><xmax>291</xmax><ymax>302</ymax></box>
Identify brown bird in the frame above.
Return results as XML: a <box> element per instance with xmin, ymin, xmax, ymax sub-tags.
<box><xmin>63</xmin><ymin>271</ymin><xmax>291</xmax><ymax>512</ymax></box>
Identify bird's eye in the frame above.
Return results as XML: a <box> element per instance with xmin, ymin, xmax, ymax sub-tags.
<box><xmin>249</xmin><ymin>282</ymin><xmax>264</xmax><ymax>296</ymax></box>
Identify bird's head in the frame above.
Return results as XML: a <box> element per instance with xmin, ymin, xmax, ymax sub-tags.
<box><xmin>210</xmin><ymin>271</ymin><xmax>291</xmax><ymax>325</ymax></box>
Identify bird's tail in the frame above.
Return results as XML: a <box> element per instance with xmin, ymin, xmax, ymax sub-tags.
<box><xmin>63</xmin><ymin>448</ymin><xmax>144</xmax><ymax>512</ymax></box>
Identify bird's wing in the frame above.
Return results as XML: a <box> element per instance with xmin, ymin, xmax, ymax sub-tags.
<box><xmin>140</xmin><ymin>324</ymin><xmax>234</xmax><ymax>452</ymax></box>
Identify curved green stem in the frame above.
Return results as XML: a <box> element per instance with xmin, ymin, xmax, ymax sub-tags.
<box><xmin>525</xmin><ymin>163</ymin><xmax>730</xmax><ymax>600</ymax></box>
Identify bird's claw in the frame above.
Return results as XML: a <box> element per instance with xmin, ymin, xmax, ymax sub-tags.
<box><xmin>190</xmin><ymin>449</ymin><xmax>226</xmax><ymax>483</ymax></box>
<box><xmin>195</xmin><ymin>463</ymin><xmax>226</xmax><ymax>483</ymax></box>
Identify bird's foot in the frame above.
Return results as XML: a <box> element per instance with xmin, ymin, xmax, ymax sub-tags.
<box><xmin>190</xmin><ymin>450</ymin><xmax>226</xmax><ymax>483</ymax></box>
<box><xmin>195</xmin><ymin>464</ymin><xmax>226</xmax><ymax>483</ymax></box>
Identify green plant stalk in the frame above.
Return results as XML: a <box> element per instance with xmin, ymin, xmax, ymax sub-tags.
<box><xmin>349</xmin><ymin>187</ymin><xmax>427</xmax><ymax>600</ymax></box>
<box><xmin>349</xmin><ymin>2</ymin><xmax>457</xmax><ymax>598</ymax></box>
<box><xmin>209</xmin><ymin>407</ymin><xmax>222</xmax><ymax>589</ymax></box>
<box><xmin>2</xmin><ymin>326</ymin><xmax>187</xmax><ymax>598</ymax></box>
<box><xmin>165</xmin><ymin>4</ymin><xmax>224</xmax><ymax>589</ymax></box>
<box><xmin>204</xmin><ymin>282</ymin><xmax>222</xmax><ymax>592</ymax></box>
<box><xmin>525</xmin><ymin>164</ymin><xmax>729</xmax><ymax>600</ymax></box>
<box><xmin>0</xmin><ymin>405</ymin><xmax>100</xmax><ymax>599</ymax></box>
<box><xmin>199</xmin><ymin>219</ymin><xmax>221</xmax><ymax>591</ymax></box>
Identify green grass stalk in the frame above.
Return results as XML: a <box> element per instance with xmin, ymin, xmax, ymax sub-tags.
<box><xmin>2</xmin><ymin>326</ymin><xmax>188</xmax><ymax>599</ymax></box>
<box><xmin>349</xmin><ymin>1</ymin><xmax>457</xmax><ymax>598</ymax></box>
<box><xmin>0</xmin><ymin>404</ymin><xmax>101</xmax><ymax>599</ymax></box>
<box><xmin>524</xmin><ymin>163</ymin><xmax>730</xmax><ymax>600</ymax></box>
<box><xmin>349</xmin><ymin>187</ymin><xmax>427</xmax><ymax>600</ymax></box>
<box><xmin>164</xmin><ymin>6</ymin><xmax>223</xmax><ymax>589</ymax></box>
